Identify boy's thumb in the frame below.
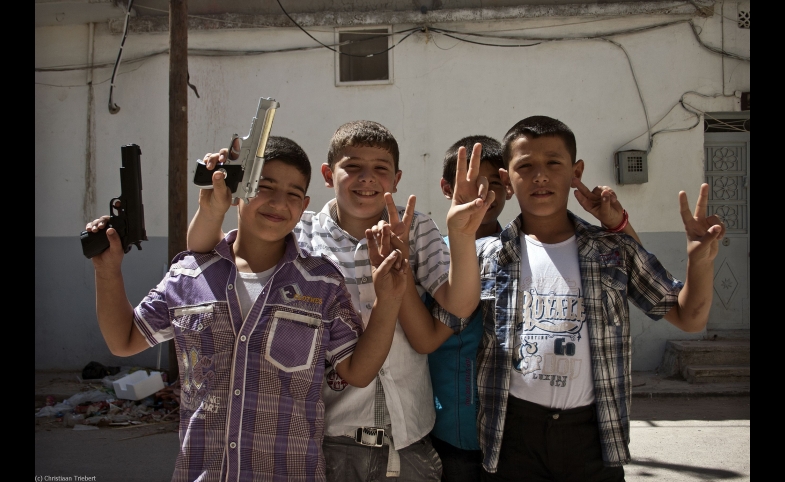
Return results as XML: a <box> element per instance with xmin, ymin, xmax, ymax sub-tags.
<box><xmin>106</xmin><ymin>228</ymin><xmax>123</xmax><ymax>253</ymax></box>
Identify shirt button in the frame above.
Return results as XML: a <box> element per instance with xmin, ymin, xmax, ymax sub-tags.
<box><xmin>240</xmin><ymin>335</ymin><xmax>247</xmax><ymax>342</ymax></box>
<box><xmin>552</xmin><ymin>413</ymin><xmax>560</xmax><ymax>420</ymax></box>
<box><xmin>197</xmin><ymin>323</ymin><xmax>204</xmax><ymax>331</ymax></box>
<box><xmin>234</xmin><ymin>389</ymin><xmax>241</xmax><ymax>396</ymax></box>
<box><xmin>229</xmin><ymin>442</ymin><xmax>237</xmax><ymax>449</ymax></box>
<box><xmin>366</xmin><ymin>303</ymin><xmax>372</xmax><ymax>310</ymax></box>
<box><xmin>361</xmin><ymin>277</ymin><xmax>367</xmax><ymax>283</ymax></box>
<box><xmin>379</xmin><ymin>369</ymin><xmax>385</xmax><ymax>376</ymax></box>
<box><xmin>228</xmin><ymin>284</ymin><xmax>234</xmax><ymax>290</ymax></box>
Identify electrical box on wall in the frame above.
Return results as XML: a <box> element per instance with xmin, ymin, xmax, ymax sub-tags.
<box><xmin>615</xmin><ymin>150</ymin><xmax>648</xmax><ymax>184</ymax></box>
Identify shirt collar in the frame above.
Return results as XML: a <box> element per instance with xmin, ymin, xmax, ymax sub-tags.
<box><xmin>497</xmin><ymin>210</ymin><xmax>607</xmax><ymax>265</ymax></box>
<box><xmin>213</xmin><ymin>229</ymin><xmax>305</xmax><ymax>265</ymax></box>
<box><xmin>320</xmin><ymin>198</ymin><xmax>390</xmax><ymax>244</ymax></box>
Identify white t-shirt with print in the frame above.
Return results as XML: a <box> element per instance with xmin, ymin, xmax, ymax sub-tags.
<box><xmin>508</xmin><ymin>234</ymin><xmax>595</xmax><ymax>410</ymax></box>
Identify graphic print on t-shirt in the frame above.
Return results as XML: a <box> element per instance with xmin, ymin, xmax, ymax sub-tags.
<box><xmin>509</xmin><ymin>235</ymin><xmax>595</xmax><ymax>410</ymax></box>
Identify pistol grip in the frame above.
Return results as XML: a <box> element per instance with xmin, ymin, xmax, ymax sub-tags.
<box><xmin>81</xmin><ymin>229</ymin><xmax>110</xmax><ymax>259</ymax></box>
<box><xmin>193</xmin><ymin>162</ymin><xmax>244</xmax><ymax>193</ymax></box>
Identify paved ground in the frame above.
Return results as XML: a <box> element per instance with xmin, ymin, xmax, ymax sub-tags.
<box><xmin>34</xmin><ymin>371</ymin><xmax>750</xmax><ymax>481</ymax></box>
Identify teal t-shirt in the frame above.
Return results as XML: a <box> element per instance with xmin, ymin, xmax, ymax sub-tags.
<box><xmin>426</xmin><ymin>235</ymin><xmax>487</xmax><ymax>451</ymax></box>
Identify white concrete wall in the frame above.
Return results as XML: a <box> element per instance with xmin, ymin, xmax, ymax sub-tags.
<box><xmin>35</xmin><ymin>5</ymin><xmax>750</xmax><ymax>370</ymax></box>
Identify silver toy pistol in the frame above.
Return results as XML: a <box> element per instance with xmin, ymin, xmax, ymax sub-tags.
<box><xmin>193</xmin><ymin>97</ymin><xmax>280</xmax><ymax>204</ymax></box>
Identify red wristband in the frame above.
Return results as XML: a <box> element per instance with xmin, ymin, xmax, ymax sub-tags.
<box><xmin>604</xmin><ymin>210</ymin><xmax>629</xmax><ymax>233</ymax></box>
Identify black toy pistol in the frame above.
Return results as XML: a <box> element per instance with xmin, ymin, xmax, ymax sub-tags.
<box><xmin>80</xmin><ymin>144</ymin><xmax>148</xmax><ymax>258</ymax></box>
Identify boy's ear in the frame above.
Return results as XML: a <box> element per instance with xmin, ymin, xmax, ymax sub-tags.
<box><xmin>572</xmin><ymin>159</ymin><xmax>585</xmax><ymax>181</ymax></box>
<box><xmin>301</xmin><ymin>196</ymin><xmax>311</xmax><ymax>213</ymax></box>
<box><xmin>499</xmin><ymin>168</ymin><xmax>514</xmax><ymax>199</ymax></box>
<box><xmin>391</xmin><ymin>170</ymin><xmax>403</xmax><ymax>193</ymax></box>
<box><xmin>321</xmin><ymin>164</ymin><xmax>334</xmax><ymax>188</ymax></box>
<box><xmin>440</xmin><ymin>179</ymin><xmax>454</xmax><ymax>199</ymax></box>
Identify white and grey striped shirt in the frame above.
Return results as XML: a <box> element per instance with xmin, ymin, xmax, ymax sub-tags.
<box><xmin>294</xmin><ymin>199</ymin><xmax>451</xmax><ymax>449</ymax></box>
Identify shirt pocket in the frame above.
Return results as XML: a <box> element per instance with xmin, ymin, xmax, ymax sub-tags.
<box><xmin>600</xmin><ymin>267</ymin><xmax>629</xmax><ymax>327</ymax></box>
<box><xmin>172</xmin><ymin>303</ymin><xmax>233</xmax><ymax>347</ymax></box>
<box><xmin>265</xmin><ymin>310</ymin><xmax>322</xmax><ymax>372</ymax></box>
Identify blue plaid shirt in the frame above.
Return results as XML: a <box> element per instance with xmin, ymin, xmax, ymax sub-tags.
<box><xmin>431</xmin><ymin>212</ymin><xmax>683</xmax><ymax>472</ymax></box>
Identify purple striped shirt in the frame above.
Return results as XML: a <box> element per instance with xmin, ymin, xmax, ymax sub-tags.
<box><xmin>134</xmin><ymin>231</ymin><xmax>362</xmax><ymax>482</ymax></box>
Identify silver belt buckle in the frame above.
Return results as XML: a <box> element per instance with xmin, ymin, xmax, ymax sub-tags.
<box><xmin>354</xmin><ymin>427</ymin><xmax>385</xmax><ymax>447</ymax></box>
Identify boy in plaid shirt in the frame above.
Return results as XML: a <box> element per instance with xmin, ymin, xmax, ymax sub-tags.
<box><xmin>430</xmin><ymin>116</ymin><xmax>725</xmax><ymax>481</ymax></box>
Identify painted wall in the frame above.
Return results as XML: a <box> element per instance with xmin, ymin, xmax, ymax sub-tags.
<box><xmin>35</xmin><ymin>5</ymin><xmax>749</xmax><ymax>371</ymax></box>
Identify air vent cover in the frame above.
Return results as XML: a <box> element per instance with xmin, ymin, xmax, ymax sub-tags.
<box><xmin>615</xmin><ymin>150</ymin><xmax>648</xmax><ymax>184</ymax></box>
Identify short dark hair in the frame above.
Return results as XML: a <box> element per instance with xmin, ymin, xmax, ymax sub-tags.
<box><xmin>264</xmin><ymin>136</ymin><xmax>312</xmax><ymax>191</ymax></box>
<box><xmin>442</xmin><ymin>135</ymin><xmax>503</xmax><ymax>190</ymax></box>
<box><xmin>501</xmin><ymin>116</ymin><xmax>577</xmax><ymax>166</ymax></box>
<box><xmin>327</xmin><ymin>120</ymin><xmax>400</xmax><ymax>171</ymax></box>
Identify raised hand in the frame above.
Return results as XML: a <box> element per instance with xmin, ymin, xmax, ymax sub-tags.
<box><xmin>90</xmin><ymin>227</ymin><xmax>126</xmax><ymax>273</ymax></box>
<box><xmin>366</xmin><ymin>220</ymin><xmax>393</xmax><ymax>268</ymax></box>
<box><xmin>571</xmin><ymin>178</ymin><xmax>624</xmax><ymax>229</ymax></box>
<box><xmin>446</xmin><ymin>143</ymin><xmax>496</xmax><ymax>236</ymax></box>
<box><xmin>371</xmin><ymin>249</ymin><xmax>408</xmax><ymax>302</ymax></box>
<box><xmin>680</xmin><ymin>183</ymin><xmax>725</xmax><ymax>262</ymax></box>
<box><xmin>367</xmin><ymin>193</ymin><xmax>416</xmax><ymax>262</ymax></box>
<box><xmin>198</xmin><ymin>149</ymin><xmax>236</xmax><ymax>220</ymax></box>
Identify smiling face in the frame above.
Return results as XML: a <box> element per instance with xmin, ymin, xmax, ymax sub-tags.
<box><xmin>321</xmin><ymin>145</ymin><xmax>402</xmax><ymax>224</ymax></box>
<box><xmin>501</xmin><ymin>135</ymin><xmax>584</xmax><ymax>224</ymax></box>
<box><xmin>238</xmin><ymin>160</ymin><xmax>310</xmax><ymax>243</ymax></box>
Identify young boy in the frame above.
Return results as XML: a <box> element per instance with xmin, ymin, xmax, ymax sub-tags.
<box><xmin>187</xmin><ymin>121</ymin><xmax>494</xmax><ymax>481</ymax></box>
<box><xmin>427</xmin><ymin>136</ymin><xmax>511</xmax><ymax>482</ymax></box>
<box><xmin>87</xmin><ymin>136</ymin><xmax>410</xmax><ymax>482</ymax></box>
<box><xmin>430</xmin><ymin>116</ymin><xmax>725</xmax><ymax>481</ymax></box>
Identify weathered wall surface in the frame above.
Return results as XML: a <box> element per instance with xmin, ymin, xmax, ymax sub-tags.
<box><xmin>35</xmin><ymin>3</ymin><xmax>749</xmax><ymax>370</ymax></box>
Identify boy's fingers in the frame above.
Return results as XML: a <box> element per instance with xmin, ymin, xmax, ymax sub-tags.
<box><xmin>571</xmin><ymin>177</ymin><xmax>594</xmax><ymax>198</ymax></box>
<box><xmin>384</xmin><ymin>193</ymin><xmax>400</xmax><ymax>226</ymax></box>
<box><xmin>694</xmin><ymin>183</ymin><xmax>709</xmax><ymax>219</ymax></box>
<box><xmin>455</xmin><ymin>147</ymin><xmax>468</xmax><ymax>182</ymax></box>
<box><xmin>467</xmin><ymin>143</ymin><xmax>482</xmax><ymax>180</ymax></box>
<box><xmin>105</xmin><ymin>227</ymin><xmax>124</xmax><ymax>255</ymax></box>
<box><xmin>375</xmin><ymin>249</ymin><xmax>399</xmax><ymax>276</ymax></box>
<box><xmin>678</xmin><ymin>191</ymin><xmax>694</xmax><ymax>226</ymax></box>
<box><xmin>484</xmin><ymin>189</ymin><xmax>496</xmax><ymax>208</ymax></box>
<box><xmin>400</xmin><ymin>195</ymin><xmax>416</xmax><ymax>230</ymax></box>
<box><xmin>476</xmin><ymin>176</ymin><xmax>489</xmax><ymax>201</ymax></box>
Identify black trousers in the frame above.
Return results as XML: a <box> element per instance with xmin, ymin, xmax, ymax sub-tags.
<box><xmin>481</xmin><ymin>396</ymin><xmax>625</xmax><ymax>482</ymax></box>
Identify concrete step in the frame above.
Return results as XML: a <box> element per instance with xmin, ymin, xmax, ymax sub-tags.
<box><xmin>683</xmin><ymin>365</ymin><xmax>750</xmax><ymax>384</ymax></box>
<box><xmin>659</xmin><ymin>340</ymin><xmax>750</xmax><ymax>378</ymax></box>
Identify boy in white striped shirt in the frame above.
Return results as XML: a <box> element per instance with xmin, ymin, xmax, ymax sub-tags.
<box><xmin>188</xmin><ymin>120</ymin><xmax>495</xmax><ymax>481</ymax></box>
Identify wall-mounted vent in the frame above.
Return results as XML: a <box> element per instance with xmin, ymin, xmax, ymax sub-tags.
<box><xmin>615</xmin><ymin>150</ymin><xmax>648</xmax><ymax>184</ymax></box>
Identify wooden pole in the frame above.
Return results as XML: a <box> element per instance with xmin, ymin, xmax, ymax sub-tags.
<box><xmin>168</xmin><ymin>0</ymin><xmax>188</xmax><ymax>382</ymax></box>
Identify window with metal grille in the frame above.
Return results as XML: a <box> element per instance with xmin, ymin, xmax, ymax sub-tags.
<box><xmin>335</xmin><ymin>27</ymin><xmax>393</xmax><ymax>86</ymax></box>
<box><xmin>738</xmin><ymin>10</ymin><xmax>750</xmax><ymax>29</ymax></box>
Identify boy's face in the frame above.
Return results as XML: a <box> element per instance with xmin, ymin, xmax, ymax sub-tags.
<box><xmin>500</xmin><ymin>135</ymin><xmax>584</xmax><ymax>221</ymax></box>
<box><xmin>321</xmin><ymin>145</ymin><xmax>401</xmax><ymax>222</ymax></box>
<box><xmin>238</xmin><ymin>160</ymin><xmax>310</xmax><ymax>242</ymax></box>
<box><xmin>479</xmin><ymin>161</ymin><xmax>512</xmax><ymax>228</ymax></box>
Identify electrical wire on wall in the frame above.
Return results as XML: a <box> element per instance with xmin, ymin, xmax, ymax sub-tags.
<box><xmin>37</xmin><ymin>0</ymin><xmax>748</xmax><ymax>149</ymax></box>
<box><xmin>107</xmin><ymin>0</ymin><xmax>135</xmax><ymax>114</ymax></box>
